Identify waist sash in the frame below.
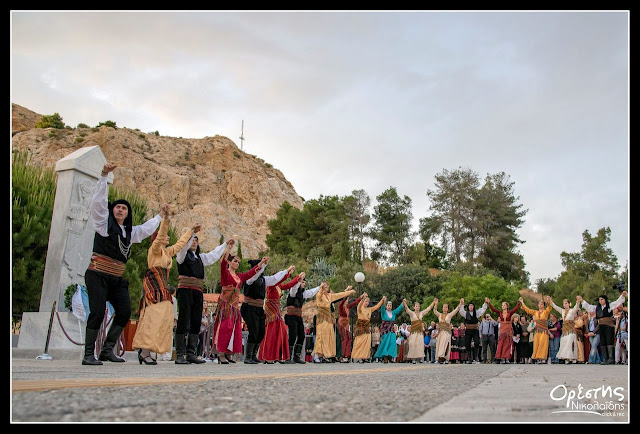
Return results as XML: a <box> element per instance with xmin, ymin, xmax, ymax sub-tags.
<box><xmin>286</xmin><ymin>306</ymin><xmax>302</xmax><ymax>317</ymax></box>
<box><xmin>178</xmin><ymin>275</ymin><xmax>204</xmax><ymax>292</ymax></box>
<box><xmin>499</xmin><ymin>321</ymin><xmax>513</xmax><ymax>338</ymax></box>
<box><xmin>598</xmin><ymin>317</ymin><xmax>615</xmax><ymax>327</ymax></box>
<box><xmin>88</xmin><ymin>252</ymin><xmax>126</xmax><ymax>277</ymax></box>
<box><xmin>380</xmin><ymin>320</ymin><xmax>394</xmax><ymax>335</ymax></box>
<box><xmin>410</xmin><ymin>320</ymin><xmax>423</xmax><ymax>334</ymax></box>
<box><xmin>465</xmin><ymin>323</ymin><xmax>479</xmax><ymax>330</ymax></box>
<box><xmin>535</xmin><ymin>319</ymin><xmax>549</xmax><ymax>334</ymax></box>
<box><xmin>215</xmin><ymin>285</ymin><xmax>240</xmax><ymax>321</ymax></box>
<box><xmin>317</xmin><ymin>306</ymin><xmax>333</xmax><ymax>325</ymax></box>
<box><xmin>244</xmin><ymin>296</ymin><xmax>265</xmax><ymax>309</ymax></box>
<box><xmin>561</xmin><ymin>320</ymin><xmax>575</xmax><ymax>335</ymax></box>
<box><xmin>139</xmin><ymin>266</ymin><xmax>170</xmax><ymax>314</ymax></box>
<box><xmin>264</xmin><ymin>299</ymin><xmax>282</xmax><ymax>324</ymax></box>
<box><xmin>438</xmin><ymin>321</ymin><xmax>452</xmax><ymax>334</ymax></box>
<box><xmin>354</xmin><ymin>319</ymin><xmax>370</xmax><ymax>338</ymax></box>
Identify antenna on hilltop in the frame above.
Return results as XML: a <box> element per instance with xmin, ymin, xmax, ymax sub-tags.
<box><xmin>239</xmin><ymin>120</ymin><xmax>245</xmax><ymax>151</ymax></box>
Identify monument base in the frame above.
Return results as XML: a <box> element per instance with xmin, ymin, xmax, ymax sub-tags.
<box><xmin>18</xmin><ymin>311</ymin><xmax>86</xmax><ymax>350</ymax></box>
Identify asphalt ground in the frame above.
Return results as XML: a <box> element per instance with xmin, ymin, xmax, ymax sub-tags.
<box><xmin>11</xmin><ymin>350</ymin><xmax>629</xmax><ymax>423</ymax></box>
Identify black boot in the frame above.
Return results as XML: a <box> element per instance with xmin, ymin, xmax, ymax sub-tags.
<box><xmin>82</xmin><ymin>328</ymin><xmax>103</xmax><ymax>365</ymax></box>
<box><xmin>285</xmin><ymin>346</ymin><xmax>296</xmax><ymax>364</ymax></box>
<box><xmin>175</xmin><ymin>333</ymin><xmax>189</xmax><ymax>364</ymax></box>
<box><xmin>99</xmin><ymin>324</ymin><xmax>126</xmax><ymax>362</ymax></box>
<box><xmin>293</xmin><ymin>344</ymin><xmax>306</xmax><ymax>364</ymax></box>
<box><xmin>186</xmin><ymin>334</ymin><xmax>205</xmax><ymax>364</ymax></box>
<box><xmin>600</xmin><ymin>346</ymin><xmax>609</xmax><ymax>365</ymax></box>
<box><xmin>244</xmin><ymin>343</ymin><xmax>258</xmax><ymax>364</ymax></box>
<box><xmin>251</xmin><ymin>343</ymin><xmax>262</xmax><ymax>363</ymax></box>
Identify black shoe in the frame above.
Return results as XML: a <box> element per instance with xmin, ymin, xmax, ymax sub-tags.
<box><xmin>98</xmin><ymin>324</ymin><xmax>126</xmax><ymax>362</ymax></box>
<box><xmin>251</xmin><ymin>344</ymin><xmax>262</xmax><ymax>364</ymax></box>
<box><xmin>264</xmin><ymin>360</ymin><xmax>275</xmax><ymax>364</ymax></box>
<box><xmin>138</xmin><ymin>350</ymin><xmax>157</xmax><ymax>365</ymax></box>
<box><xmin>225</xmin><ymin>354</ymin><xmax>236</xmax><ymax>363</ymax></box>
<box><xmin>175</xmin><ymin>354</ymin><xmax>190</xmax><ymax>365</ymax></box>
<box><xmin>244</xmin><ymin>343</ymin><xmax>258</xmax><ymax>364</ymax></box>
<box><xmin>82</xmin><ymin>328</ymin><xmax>103</xmax><ymax>365</ymax></box>
<box><xmin>293</xmin><ymin>344</ymin><xmax>305</xmax><ymax>364</ymax></box>
<box><xmin>185</xmin><ymin>334</ymin><xmax>205</xmax><ymax>364</ymax></box>
<box><xmin>186</xmin><ymin>354</ymin><xmax>206</xmax><ymax>364</ymax></box>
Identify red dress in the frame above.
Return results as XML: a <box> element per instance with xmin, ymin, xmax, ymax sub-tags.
<box><xmin>488</xmin><ymin>301</ymin><xmax>521</xmax><ymax>360</ymax></box>
<box><xmin>258</xmin><ymin>275</ymin><xmax>300</xmax><ymax>362</ymax></box>
<box><xmin>337</xmin><ymin>296</ymin><xmax>363</xmax><ymax>359</ymax></box>
<box><xmin>212</xmin><ymin>256</ymin><xmax>260</xmax><ymax>354</ymax></box>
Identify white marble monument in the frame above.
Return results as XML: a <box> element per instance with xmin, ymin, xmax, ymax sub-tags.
<box><xmin>18</xmin><ymin>146</ymin><xmax>113</xmax><ymax>350</ymax></box>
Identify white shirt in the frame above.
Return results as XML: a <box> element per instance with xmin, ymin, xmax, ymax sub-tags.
<box><xmin>289</xmin><ymin>283</ymin><xmax>322</xmax><ymax>299</ymax></box>
<box><xmin>244</xmin><ymin>264</ymin><xmax>289</xmax><ymax>286</ymax></box>
<box><xmin>580</xmin><ymin>294</ymin><xmax>626</xmax><ymax>313</ymax></box>
<box><xmin>459</xmin><ymin>302</ymin><xmax>488</xmax><ymax>319</ymax></box>
<box><xmin>91</xmin><ymin>175</ymin><xmax>161</xmax><ymax>243</ymax></box>
<box><xmin>176</xmin><ymin>235</ymin><xmax>227</xmax><ymax>267</ymax></box>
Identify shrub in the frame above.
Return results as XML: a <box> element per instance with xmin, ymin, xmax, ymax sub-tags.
<box><xmin>48</xmin><ymin>130</ymin><xmax>59</xmax><ymax>138</ymax></box>
<box><xmin>154</xmin><ymin>131</ymin><xmax>159</xmax><ymax>136</ymax></box>
<box><xmin>63</xmin><ymin>284</ymin><xmax>77</xmax><ymax>311</ymax></box>
<box><xmin>233</xmin><ymin>151</ymin><xmax>241</xmax><ymax>159</ymax></box>
<box><xmin>77</xmin><ymin>123</ymin><xmax>89</xmax><ymax>129</ymax></box>
<box><xmin>96</xmin><ymin>120</ymin><xmax>117</xmax><ymax>129</ymax></box>
<box><xmin>91</xmin><ymin>127</ymin><xmax>100</xmax><ymax>133</ymax></box>
<box><xmin>139</xmin><ymin>134</ymin><xmax>146</xmax><ymax>139</ymax></box>
<box><xmin>75</xmin><ymin>137</ymin><xmax>84</xmax><ymax>143</ymax></box>
<box><xmin>65</xmin><ymin>125</ymin><xmax>73</xmax><ymax>130</ymax></box>
<box><xmin>265</xmin><ymin>163</ymin><xmax>273</xmax><ymax>168</ymax></box>
<box><xmin>35</xmin><ymin>113</ymin><xmax>65</xmax><ymax>129</ymax></box>
<box><xmin>79</xmin><ymin>132</ymin><xmax>87</xmax><ymax>137</ymax></box>
<box><xmin>134</xmin><ymin>128</ymin><xmax>140</xmax><ymax>132</ymax></box>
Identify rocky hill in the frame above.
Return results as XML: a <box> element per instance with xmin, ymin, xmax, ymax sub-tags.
<box><xmin>11</xmin><ymin>104</ymin><xmax>304</xmax><ymax>258</ymax></box>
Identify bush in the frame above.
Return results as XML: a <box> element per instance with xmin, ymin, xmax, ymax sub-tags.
<box><xmin>138</xmin><ymin>134</ymin><xmax>146</xmax><ymax>139</ymax></box>
<box><xmin>91</xmin><ymin>127</ymin><xmax>100</xmax><ymax>133</ymax></box>
<box><xmin>75</xmin><ymin>137</ymin><xmax>84</xmax><ymax>143</ymax></box>
<box><xmin>65</xmin><ymin>125</ymin><xmax>73</xmax><ymax>130</ymax></box>
<box><xmin>63</xmin><ymin>284</ymin><xmax>77</xmax><ymax>311</ymax></box>
<box><xmin>35</xmin><ymin>113</ymin><xmax>65</xmax><ymax>129</ymax></box>
<box><xmin>154</xmin><ymin>131</ymin><xmax>159</xmax><ymax>136</ymax></box>
<box><xmin>265</xmin><ymin>163</ymin><xmax>273</xmax><ymax>168</ymax></box>
<box><xmin>48</xmin><ymin>130</ymin><xmax>59</xmax><ymax>138</ymax></box>
<box><xmin>77</xmin><ymin>123</ymin><xmax>89</xmax><ymax>129</ymax></box>
<box><xmin>233</xmin><ymin>151</ymin><xmax>241</xmax><ymax>159</ymax></box>
<box><xmin>97</xmin><ymin>120</ymin><xmax>117</xmax><ymax>129</ymax></box>
<box><xmin>134</xmin><ymin>128</ymin><xmax>140</xmax><ymax>132</ymax></box>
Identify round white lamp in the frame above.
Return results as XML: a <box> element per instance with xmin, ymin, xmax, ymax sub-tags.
<box><xmin>354</xmin><ymin>272</ymin><xmax>365</xmax><ymax>283</ymax></box>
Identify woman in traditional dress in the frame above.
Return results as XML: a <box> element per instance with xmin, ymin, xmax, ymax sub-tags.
<box><xmin>212</xmin><ymin>241</ymin><xmax>266</xmax><ymax>364</ymax></box>
<box><xmin>351</xmin><ymin>293</ymin><xmax>386</xmax><ymax>363</ymax></box>
<box><xmin>313</xmin><ymin>284</ymin><xmax>356</xmax><ymax>363</ymax></box>
<box><xmin>574</xmin><ymin>309</ymin><xmax>586</xmax><ymax>363</ymax></box>
<box><xmin>458</xmin><ymin>323</ymin><xmax>467</xmax><ymax>363</ymax></box>
<box><xmin>519</xmin><ymin>296</ymin><xmax>552</xmax><ymax>364</ymax></box>
<box><xmin>486</xmin><ymin>297</ymin><xmax>522</xmax><ymax>364</ymax></box>
<box><xmin>336</xmin><ymin>294</ymin><xmax>363</xmax><ymax>362</ymax></box>
<box><xmin>374</xmin><ymin>301</ymin><xmax>405</xmax><ymax>363</ymax></box>
<box><xmin>433</xmin><ymin>298</ymin><xmax>464</xmax><ymax>364</ymax></box>
<box><xmin>548</xmin><ymin>296</ymin><xmax>580</xmax><ymax>363</ymax></box>
<box><xmin>450</xmin><ymin>326</ymin><xmax>460</xmax><ymax>363</ymax></box>
<box><xmin>133</xmin><ymin>215</ymin><xmax>198</xmax><ymax>364</ymax></box>
<box><xmin>401</xmin><ymin>298</ymin><xmax>436</xmax><ymax>364</ymax></box>
<box><xmin>258</xmin><ymin>270</ymin><xmax>301</xmax><ymax>364</ymax></box>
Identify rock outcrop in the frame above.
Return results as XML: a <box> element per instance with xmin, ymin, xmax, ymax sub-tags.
<box><xmin>11</xmin><ymin>104</ymin><xmax>304</xmax><ymax>258</ymax></box>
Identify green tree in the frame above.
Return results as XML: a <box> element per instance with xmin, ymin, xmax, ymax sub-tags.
<box><xmin>97</xmin><ymin>120</ymin><xmax>117</xmax><ymax>128</ymax></box>
<box><xmin>370</xmin><ymin>187</ymin><xmax>414</xmax><ymax>265</ymax></box>
<box><xmin>35</xmin><ymin>113</ymin><xmax>65</xmax><ymax>129</ymax></box>
<box><xmin>343</xmin><ymin>189</ymin><xmax>371</xmax><ymax>262</ymax></box>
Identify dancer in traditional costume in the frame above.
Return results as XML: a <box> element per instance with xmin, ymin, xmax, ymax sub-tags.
<box><xmin>212</xmin><ymin>241</ymin><xmax>266</xmax><ymax>364</ymax></box>
<box><xmin>401</xmin><ymin>298</ymin><xmax>436</xmax><ymax>364</ymax></box>
<box><xmin>574</xmin><ymin>309</ymin><xmax>586</xmax><ymax>363</ymax></box>
<box><xmin>458</xmin><ymin>323</ymin><xmax>467</xmax><ymax>363</ymax></box>
<box><xmin>458</xmin><ymin>300</ymin><xmax>488</xmax><ymax>364</ymax></box>
<box><xmin>433</xmin><ymin>298</ymin><xmax>464</xmax><ymax>363</ymax></box>
<box><xmin>519</xmin><ymin>297</ymin><xmax>552</xmax><ymax>363</ymax></box>
<box><xmin>313</xmin><ymin>284</ymin><xmax>356</xmax><ymax>363</ymax></box>
<box><xmin>258</xmin><ymin>270</ymin><xmax>303</xmax><ymax>364</ymax></box>
<box><xmin>351</xmin><ymin>293</ymin><xmax>386</xmax><ymax>362</ymax></box>
<box><xmin>132</xmin><ymin>216</ymin><xmax>197</xmax><ymax>364</ymax></box>
<box><xmin>577</xmin><ymin>291</ymin><xmax>627</xmax><ymax>365</ymax></box>
<box><xmin>486</xmin><ymin>297</ymin><xmax>522</xmax><ymax>363</ymax></box>
<box><xmin>548</xmin><ymin>296</ymin><xmax>580</xmax><ymax>363</ymax></box>
<box><xmin>82</xmin><ymin>162</ymin><xmax>165</xmax><ymax>365</ymax></box>
<box><xmin>373</xmin><ymin>300</ymin><xmax>405</xmax><ymax>363</ymax></box>
<box><xmin>336</xmin><ymin>294</ymin><xmax>363</xmax><ymax>362</ymax></box>
<box><xmin>284</xmin><ymin>278</ymin><xmax>323</xmax><ymax>364</ymax></box>
<box><xmin>174</xmin><ymin>234</ymin><xmax>229</xmax><ymax>364</ymax></box>
<box><xmin>240</xmin><ymin>260</ymin><xmax>294</xmax><ymax>364</ymax></box>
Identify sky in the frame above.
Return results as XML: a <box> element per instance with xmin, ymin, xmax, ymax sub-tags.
<box><xmin>11</xmin><ymin>11</ymin><xmax>629</xmax><ymax>286</ymax></box>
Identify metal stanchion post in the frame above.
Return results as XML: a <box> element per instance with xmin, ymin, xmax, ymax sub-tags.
<box><xmin>36</xmin><ymin>300</ymin><xmax>57</xmax><ymax>360</ymax></box>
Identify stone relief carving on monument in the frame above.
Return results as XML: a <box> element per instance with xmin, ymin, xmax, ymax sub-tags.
<box><xmin>63</xmin><ymin>179</ymin><xmax>95</xmax><ymax>282</ymax></box>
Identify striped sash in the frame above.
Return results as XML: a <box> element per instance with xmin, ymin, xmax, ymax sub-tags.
<box><xmin>561</xmin><ymin>320</ymin><xmax>575</xmax><ymax>336</ymax></box>
<box><xmin>215</xmin><ymin>285</ymin><xmax>240</xmax><ymax>321</ymax></box>
<box><xmin>380</xmin><ymin>320</ymin><xmax>394</xmax><ymax>335</ymax></box>
<box><xmin>410</xmin><ymin>320</ymin><xmax>423</xmax><ymax>334</ymax></box>
<box><xmin>438</xmin><ymin>321</ymin><xmax>452</xmax><ymax>334</ymax></box>
<box><xmin>317</xmin><ymin>306</ymin><xmax>333</xmax><ymax>325</ymax></box>
<box><xmin>499</xmin><ymin>321</ymin><xmax>512</xmax><ymax>338</ymax></box>
<box><xmin>138</xmin><ymin>266</ymin><xmax>170</xmax><ymax>314</ymax></box>
<box><xmin>88</xmin><ymin>252</ymin><xmax>126</xmax><ymax>277</ymax></box>
<box><xmin>354</xmin><ymin>319</ymin><xmax>370</xmax><ymax>338</ymax></box>
<box><xmin>535</xmin><ymin>319</ymin><xmax>549</xmax><ymax>334</ymax></box>
<box><xmin>244</xmin><ymin>296</ymin><xmax>265</xmax><ymax>308</ymax></box>
<box><xmin>286</xmin><ymin>306</ymin><xmax>302</xmax><ymax>316</ymax></box>
<box><xmin>264</xmin><ymin>299</ymin><xmax>282</xmax><ymax>324</ymax></box>
<box><xmin>178</xmin><ymin>275</ymin><xmax>203</xmax><ymax>292</ymax></box>
<box><xmin>598</xmin><ymin>317</ymin><xmax>615</xmax><ymax>327</ymax></box>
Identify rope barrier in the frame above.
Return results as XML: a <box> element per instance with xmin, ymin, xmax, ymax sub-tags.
<box><xmin>53</xmin><ymin>307</ymin><xmax>125</xmax><ymax>357</ymax></box>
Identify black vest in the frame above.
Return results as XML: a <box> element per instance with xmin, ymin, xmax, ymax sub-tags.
<box><xmin>243</xmin><ymin>276</ymin><xmax>266</xmax><ymax>300</ymax></box>
<box><xmin>465</xmin><ymin>310</ymin><xmax>479</xmax><ymax>324</ymax></box>
<box><xmin>177</xmin><ymin>250</ymin><xmax>205</xmax><ymax>279</ymax></box>
<box><xmin>595</xmin><ymin>304</ymin><xmax>613</xmax><ymax>319</ymax></box>
<box><xmin>93</xmin><ymin>214</ymin><xmax>132</xmax><ymax>263</ymax></box>
<box><xmin>286</xmin><ymin>287</ymin><xmax>305</xmax><ymax>308</ymax></box>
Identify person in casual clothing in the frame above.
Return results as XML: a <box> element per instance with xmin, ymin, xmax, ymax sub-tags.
<box><xmin>518</xmin><ymin>316</ymin><xmax>530</xmax><ymax>364</ymax></box>
<box><xmin>479</xmin><ymin>313</ymin><xmax>498</xmax><ymax>364</ymax></box>
<box><xmin>82</xmin><ymin>163</ymin><xmax>165</xmax><ymax>365</ymax></box>
<box><xmin>614</xmin><ymin>308</ymin><xmax>628</xmax><ymax>365</ymax></box>
<box><xmin>577</xmin><ymin>291</ymin><xmax>627</xmax><ymax>365</ymax></box>
<box><xmin>371</xmin><ymin>326</ymin><xmax>381</xmax><ymax>362</ymax></box>
<box><xmin>510</xmin><ymin>314</ymin><xmax>522</xmax><ymax>364</ymax></box>
<box><xmin>423</xmin><ymin>328</ymin><xmax>431</xmax><ymax>362</ymax></box>
<box><xmin>586</xmin><ymin>311</ymin><xmax>601</xmax><ymax>364</ymax></box>
<box><xmin>548</xmin><ymin>313</ymin><xmax>562</xmax><ymax>364</ymax></box>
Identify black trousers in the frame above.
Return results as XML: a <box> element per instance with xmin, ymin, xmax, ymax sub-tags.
<box><xmin>517</xmin><ymin>340</ymin><xmax>529</xmax><ymax>361</ymax></box>
<box><xmin>175</xmin><ymin>288</ymin><xmax>203</xmax><ymax>335</ymax></box>
<box><xmin>240</xmin><ymin>304</ymin><xmax>266</xmax><ymax>344</ymax></box>
<box><xmin>599</xmin><ymin>324</ymin><xmax>616</xmax><ymax>346</ymax></box>
<box><xmin>465</xmin><ymin>329</ymin><xmax>480</xmax><ymax>358</ymax></box>
<box><xmin>285</xmin><ymin>314</ymin><xmax>305</xmax><ymax>347</ymax></box>
<box><xmin>85</xmin><ymin>269</ymin><xmax>131</xmax><ymax>329</ymax></box>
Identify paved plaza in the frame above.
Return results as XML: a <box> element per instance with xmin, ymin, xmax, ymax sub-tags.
<box><xmin>11</xmin><ymin>349</ymin><xmax>629</xmax><ymax>423</ymax></box>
